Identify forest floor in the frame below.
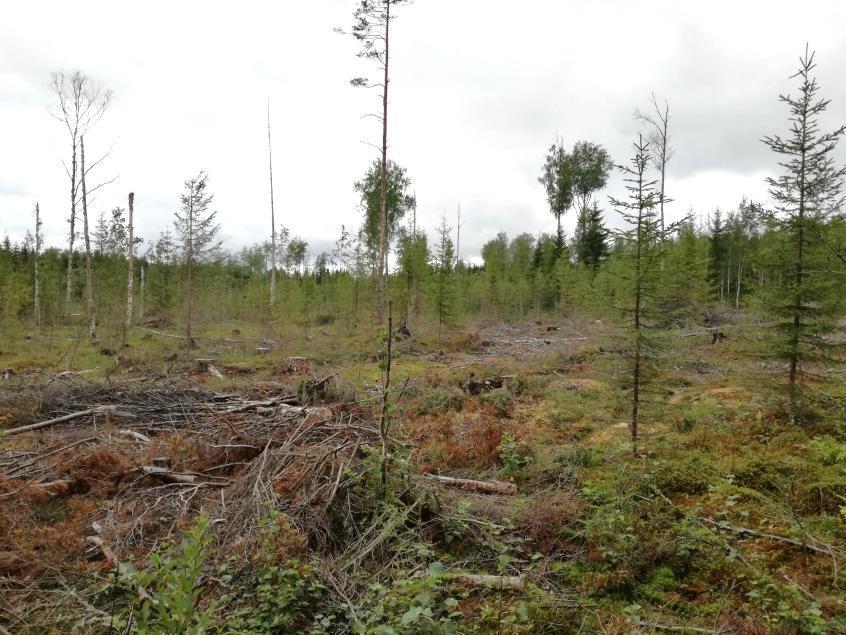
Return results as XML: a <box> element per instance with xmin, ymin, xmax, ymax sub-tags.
<box><xmin>1</xmin><ymin>314</ymin><xmax>845</xmax><ymax>633</ymax></box>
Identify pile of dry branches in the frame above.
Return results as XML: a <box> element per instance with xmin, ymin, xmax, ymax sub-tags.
<box><xmin>0</xmin><ymin>377</ymin><xmax>382</xmax><ymax>580</ymax></box>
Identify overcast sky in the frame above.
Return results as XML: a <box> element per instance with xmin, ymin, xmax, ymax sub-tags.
<box><xmin>2</xmin><ymin>0</ymin><xmax>846</xmax><ymax>262</ymax></box>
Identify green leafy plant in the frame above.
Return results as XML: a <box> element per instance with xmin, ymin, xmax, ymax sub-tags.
<box><xmin>120</xmin><ymin>516</ymin><xmax>218</xmax><ymax>635</ymax></box>
<box><xmin>481</xmin><ymin>387</ymin><xmax>513</xmax><ymax>414</ymax></box>
<box><xmin>498</xmin><ymin>432</ymin><xmax>532</xmax><ymax>477</ymax></box>
<box><xmin>354</xmin><ymin>562</ymin><xmax>461</xmax><ymax>634</ymax></box>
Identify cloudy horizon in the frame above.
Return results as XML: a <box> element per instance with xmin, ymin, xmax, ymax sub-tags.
<box><xmin>2</xmin><ymin>0</ymin><xmax>846</xmax><ymax>262</ymax></box>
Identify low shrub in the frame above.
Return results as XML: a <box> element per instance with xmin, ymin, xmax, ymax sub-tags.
<box><xmin>656</xmin><ymin>451</ymin><xmax>719</xmax><ymax>495</ymax></box>
<box><xmin>416</xmin><ymin>386</ymin><xmax>465</xmax><ymax>416</ymax></box>
<box><xmin>554</xmin><ymin>445</ymin><xmax>598</xmax><ymax>468</ymax></box>
<box><xmin>480</xmin><ymin>387</ymin><xmax>513</xmax><ymax>414</ymax></box>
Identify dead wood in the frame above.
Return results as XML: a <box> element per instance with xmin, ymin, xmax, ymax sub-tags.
<box><xmin>141</xmin><ymin>465</ymin><xmax>228</xmax><ymax>487</ymax></box>
<box><xmin>461</xmin><ymin>373</ymin><xmax>514</xmax><ymax>395</ymax></box>
<box><xmin>277</xmin><ymin>357</ymin><xmax>315</xmax><ymax>375</ymax></box>
<box><xmin>194</xmin><ymin>358</ymin><xmax>216</xmax><ymax>372</ymax></box>
<box><xmin>85</xmin><ymin>535</ymin><xmax>156</xmax><ymax>604</ymax></box>
<box><xmin>452</xmin><ymin>573</ymin><xmax>525</xmax><ymax>590</ymax></box>
<box><xmin>222</xmin><ymin>363</ymin><xmax>254</xmax><ymax>375</ymax></box>
<box><xmin>4</xmin><ymin>406</ymin><xmax>133</xmax><ymax>437</ymax></box>
<box><xmin>428</xmin><ymin>474</ymin><xmax>517</xmax><ymax>495</ymax></box>
<box><xmin>117</xmin><ymin>429</ymin><xmax>151</xmax><ymax>443</ymax></box>
<box><xmin>640</xmin><ymin>622</ymin><xmax>726</xmax><ymax>634</ymax></box>
<box><xmin>700</xmin><ymin>517</ymin><xmax>839</xmax><ymax>557</ymax></box>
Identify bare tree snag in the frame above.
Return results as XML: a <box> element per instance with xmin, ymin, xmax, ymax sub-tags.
<box><xmin>125</xmin><ymin>192</ymin><xmax>135</xmax><ymax>344</ymax></box>
<box><xmin>49</xmin><ymin>71</ymin><xmax>112</xmax><ymax>318</ymax></box>
<box><xmin>80</xmin><ymin>136</ymin><xmax>97</xmax><ymax>339</ymax></box>
<box><xmin>268</xmin><ymin>98</ymin><xmax>278</xmax><ymax>308</ymax></box>
<box><xmin>33</xmin><ymin>203</ymin><xmax>42</xmax><ymax>329</ymax></box>
<box><xmin>139</xmin><ymin>263</ymin><xmax>145</xmax><ymax>320</ymax></box>
<box><xmin>66</xmin><ymin>136</ymin><xmax>78</xmax><ymax>317</ymax></box>
<box><xmin>636</xmin><ymin>93</ymin><xmax>673</xmax><ymax>234</ymax></box>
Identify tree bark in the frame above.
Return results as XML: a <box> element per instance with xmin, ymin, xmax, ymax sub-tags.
<box><xmin>125</xmin><ymin>192</ymin><xmax>135</xmax><ymax>345</ymax></box>
<box><xmin>80</xmin><ymin>137</ymin><xmax>97</xmax><ymax>339</ymax></box>
<box><xmin>65</xmin><ymin>139</ymin><xmax>77</xmax><ymax>317</ymax></box>
<box><xmin>186</xmin><ymin>183</ymin><xmax>194</xmax><ymax>346</ymax></box>
<box><xmin>139</xmin><ymin>264</ymin><xmax>145</xmax><ymax>320</ymax></box>
<box><xmin>631</xmin><ymin>151</ymin><xmax>646</xmax><ymax>455</ymax></box>
<box><xmin>376</xmin><ymin>0</ymin><xmax>391</xmax><ymax>322</ymax></box>
<box><xmin>429</xmin><ymin>475</ymin><xmax>517</xmax><ymax>495</ymax></box>
<box><xmin>268</xmin><ymin>99</ymin><xmax>278</xmax><ymax>308</ymax></box>
<box><xmin>379</xmin><ymin>300</ymin><xmax>393</xmax><ymax>489</ymax></box>
<box><xmin>789</xmin><ymin>101</ymin><xmax>809</xmax><ymax>410</ymax></box>
<box><xmin>33</xmin><ymin>203</ymin><xmax>42</xmax><ymax>329</ymax></box>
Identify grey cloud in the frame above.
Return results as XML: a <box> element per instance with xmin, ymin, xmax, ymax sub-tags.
<box><xmin>3</xmin><ymin>0</ymin><xmax>846</xmax><ymax>263</ymax></box>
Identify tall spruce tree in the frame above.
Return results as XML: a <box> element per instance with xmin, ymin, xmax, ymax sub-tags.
<box><xmin>761</xmin><ymin>46</ymin><xmax>846</xmax><ymax>414</ymax></box>
<box><xmin>396</xmin><ymin>225</ymin><xmax>428</xmax><ymax>328</ymax></box>
<box><xmin>173</xmin><ymin>172</ymin><xmax>221</xmax><ymax>346</ymax></box>
<box><xmin>429</xmin><ymin>213</ymin><xmax>456</xmax><ymax>345</ymax></box>
<box><xmin>574</xmin><ymin>202</ymin><xmax>609</xmax><ymax>271</ymax></box>
<box><xmin>609</xmin><ymin>135</ymin><xmax>681</xmax><ymax>453</ymax></box>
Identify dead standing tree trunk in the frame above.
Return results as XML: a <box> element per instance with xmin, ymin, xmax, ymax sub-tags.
<box><xmin>186</xmin><ymin>184</ymin><xmax>194</xmax><ymax>347</ymax></box>
<box><xmin>80</xmin><ymin>137</ymin><xmax>97</xmax><ymax>340</ymax></box>
<box><xmin>139</xmin><ymin>264</ymin><xmax>145</xmax><ymax>321</ymax></box>
<box><xmin>66</xmin><ymin>139</ymin><xmax>78</xmax><ymax>318</ymax></box>
<box><xmin>636</xmin><ymin>93</ymin><xmax>673</xmax><ymax>234</ymax></box>
<box><xmin>268</xmin><ymin>99</ymin><xmax>278</xmax><ymax>309</ymax></box>
<box><xmin>33</xmin><ymin>203</ymin><xmax>42</xmax><ymax>329</ymax></box>
<box><xmin>125</xmin><ymin>192</ymin><xmax>135</xmax><ymax>345</ymax></box>
<box><xmin>49</xmin><ymin>71</ymin><xmax>112</xmax><ymax>319</ymax></box>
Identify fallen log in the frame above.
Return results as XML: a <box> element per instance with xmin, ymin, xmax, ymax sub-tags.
<box><xmin>141</xmin><ymin>465</ymin><xmax>197</xmax><ymax>484</ymax></box>
<box><xmin>141</xmin><ymin>465</ymin><xmax>229</xmax><ymax>487</ymax></box>
<box><xmin>223</xmin><ymin>363</ymin><xmax>255</xmax><ymax>375</ymax></box>
<box><xmin>429</xmin><ymin>474</ymin><xmax>516</xmax><ymax>495</ymax></box>
<box><xmin>133</xmin><ymin>325</ymin><xmax>186</xmax><ymax>339</ymax></box>
<box><xmin>4</xmin><ymin>406</ymin><xmax>134</xmax><ymax>437</ymax></box>
<box><xmin>29</xmin><ymin>479</ymin><xmax>75</xmax><ymax>496</ymax></box>
<box><xmin>117</xmin><ymin>429</ymin><xmax>151</xmax><ymax>443</ymax></box>
<box><xmin>700</xmin><ymin>517</ymin><xmax>837</xmax><ymax>557</ymax></box>
<box><xmin>451</xmin><ymin>573</ymin><xmax>524</xmax><ymax>590</ymax></box>
<box><xmin>640</xmin><ymin>622</ymin><xmax>723</xmax><ymax>634</ymax></box>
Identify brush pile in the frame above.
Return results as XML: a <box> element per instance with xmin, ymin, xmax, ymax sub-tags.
<box><xmin>0</xmin><ymin>377</ymin><xmax>382</xmax><ymax>581</ymax></box>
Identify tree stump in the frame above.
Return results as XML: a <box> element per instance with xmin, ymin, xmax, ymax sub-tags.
<box><xmin>194</xmin><ymin>358</ymin><xmax>215</xmax><ymax>372</ymax></box>
<box><xmin>256</xmin><ymin>347</ymin><xmax>272</xmax><ymax>356</ymax></box>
